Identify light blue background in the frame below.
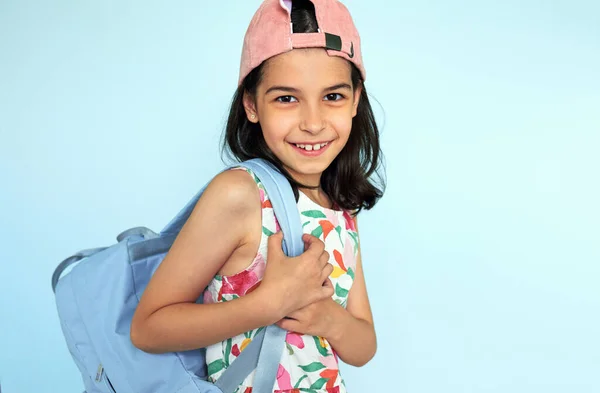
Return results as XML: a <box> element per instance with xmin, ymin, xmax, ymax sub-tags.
<box><xmin>1</xmin><ymin>0</ymin><xmax>599</xmax><ymax>392</ymax></box>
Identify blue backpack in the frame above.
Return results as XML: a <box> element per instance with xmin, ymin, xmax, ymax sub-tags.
<box><xmin>51</xmin><ymin>159</ymin><xmax>304</xmax><ymax>393</ymax></box>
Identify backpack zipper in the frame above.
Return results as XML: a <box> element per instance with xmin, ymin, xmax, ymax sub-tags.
<box><xmin>95</xmin><ymin>364</ymin><xmax>116</xmax><ymax>392</ymax></box>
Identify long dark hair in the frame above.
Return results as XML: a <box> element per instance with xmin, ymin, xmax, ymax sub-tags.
<box><xmin>222</xmin><ymin>0</ymin><xmax>385</xmax><ymax>214</ymax></box>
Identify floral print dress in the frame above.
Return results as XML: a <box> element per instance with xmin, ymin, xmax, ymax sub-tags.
<box><xmin>203</xmin><ymin>167</ymin><xmax>359</xmax><ymax>393</ymax></box>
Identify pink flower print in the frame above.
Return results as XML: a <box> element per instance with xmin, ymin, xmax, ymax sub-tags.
<box><xmin>324</xmin><ymin>209</ymin><xmax>340</xmax><ymax>228</ymax></box>
<box><xmin>203</xmin><ymin>289</ymin><xmax>214</xmax><ymax>304</ymax></box>
<box><xmin>342</xmin><ymin>210</ymin><xmax>356</xmax><ymax>232</ymax></box>
<box><xmin>274</xmin><ymin>217</ymin><xmax>281</xmax><ymax>233</ymax></box>
<box><xmin>220</xmin><ymin>270</ymin><xmax>259</xmax><ymax>298</ymax></box>
<box><xmin>319</xmin><ymin>354</ymin><xmax>338</xmax><ymax>370</ymax></box>
<box><xmin>276</xmin><ymin>364</ymin><xmax>293</xmax><ymax>390</ymax></box>
<box><xmin>332</xmin><ymin>348</ymin><xmax>339</xmax><ymax>362</ymax></box>
<box><xmin>343</xmin><ymin>236</ymin><xmax>356</xmax><ymax>270</ymax></box>
<box><xmin>286</xmin><ymin>332</ymin><xmax>305</xmax><ymax>349</ymax></box>
<box><xmin>252</xmin><ymin>252</ymin><xmax>266</xmax><ymax>278</ymax></box>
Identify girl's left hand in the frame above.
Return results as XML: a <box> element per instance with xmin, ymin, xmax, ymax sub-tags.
<box><xmin>275</xmin><ymin>282</ymin><xmax>342</xmax><ymax>339</ymax></box>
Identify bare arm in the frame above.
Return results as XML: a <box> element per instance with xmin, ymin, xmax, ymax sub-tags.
<box><xmin>130</xmin><ymin>170</ymin><xmax>333</xmax><ymax>354</ymax></box>
<box><xmin>130</xmin><ymin>170</ymin><xmax>277</xmax><ymax>353</ymax></box>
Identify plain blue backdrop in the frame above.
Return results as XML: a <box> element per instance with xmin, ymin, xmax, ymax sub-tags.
<box><xmin>1</xmin><ymin>0</ymin><xmax>599</xmax><ymax>392</ymax></box>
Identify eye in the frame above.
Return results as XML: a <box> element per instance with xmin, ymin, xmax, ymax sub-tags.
<box><xmin>276</xmin><ymin>95</ymin><xmax>298</xmax><ymax>103</ymax></box>
<box><xmin>324</xmin><ymin>93</ymin><xmax>344</xmax><ymax>101</ymax></box>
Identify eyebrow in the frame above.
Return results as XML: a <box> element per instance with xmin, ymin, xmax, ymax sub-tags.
<box><xmin>264</xmin><ymin>83</ymin><xmax>352</xmax><ymax>95</ymax></box>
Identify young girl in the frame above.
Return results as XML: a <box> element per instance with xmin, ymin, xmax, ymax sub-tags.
<box><xmin>130</xmin><ymin>0</ymin><xmax>385</xmax><ymax>391</ymax></box>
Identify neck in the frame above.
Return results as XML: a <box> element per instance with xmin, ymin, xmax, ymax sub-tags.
<box><xmin>284</xmin><ymin>166</ymin><xmax>322</xmax><ymax>189</ymax></box>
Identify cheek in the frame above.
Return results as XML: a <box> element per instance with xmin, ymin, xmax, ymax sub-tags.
<box><xmin>260</xmin><ymin>116</ymin><xmax>292</xmax><ymax>148</ymax></box>
<box><xmin>331</xmin><ymin>114</ymin><xmax>353</xmax><ymax>140</ymax></box>
<box><xmin>259</xmin><ymin>107</ymin><xmax>297</xmax><ymax>141</ymax></box>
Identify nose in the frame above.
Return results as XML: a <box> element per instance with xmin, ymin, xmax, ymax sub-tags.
<box><xmin>300</xmin><ymin>103</ymin><xmax>325</xmax><ymax>134</ymax></box>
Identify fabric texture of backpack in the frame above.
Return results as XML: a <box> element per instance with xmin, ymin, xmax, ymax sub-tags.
<box><xmin>51</xmin><ymin>158</ymin><xmax>304</xmax><ymax>393</ymax></box>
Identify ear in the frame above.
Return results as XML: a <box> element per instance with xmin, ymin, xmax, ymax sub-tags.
<box><xmin>351</xmin><ymin>83</ymin><xmax>363</xmax><ymax>118</ymax></box>
<box><xmin>243</xmin><ymin>91</ymin><xmax>259</xmax><ymax>123</ymax></box>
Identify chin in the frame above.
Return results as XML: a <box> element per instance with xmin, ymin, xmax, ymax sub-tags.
<box><xmin>287</xmin><ymin>160</ymin><xmax>331</xmax><ymax>180</ymax></box>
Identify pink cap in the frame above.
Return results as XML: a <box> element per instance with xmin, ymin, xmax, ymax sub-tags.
<box><xmin>238</xmin><ymin>0</ymin><xmax>366</xmax><ymax>85</ymax></box>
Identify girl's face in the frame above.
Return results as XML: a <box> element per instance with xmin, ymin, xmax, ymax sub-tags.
<box><xmin>244</xmin><ymin>48</ymin><xmax>362</xmax><ymax>187</ymax></box>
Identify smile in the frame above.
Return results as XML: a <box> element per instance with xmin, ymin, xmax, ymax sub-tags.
<box><xmin>289</xmin><ymin>141</ymin><xmax>331</xmax><ymax>156</ymax></box>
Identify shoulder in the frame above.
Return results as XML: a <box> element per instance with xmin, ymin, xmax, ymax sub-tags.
<box><xmin>193</xmin><ymin>167</ymin><xmax>261</xmax><ymax>217</ymax></box>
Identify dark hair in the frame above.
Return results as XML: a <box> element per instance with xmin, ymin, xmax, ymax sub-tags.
<box><xmin>222</xmin><ymin>0</ymin><xmax>385</xmax><ymax>214</ymax></box>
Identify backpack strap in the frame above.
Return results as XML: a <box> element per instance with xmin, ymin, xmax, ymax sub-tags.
<box><xmin>226</xmin><ymin>159</ymin><xmax>304</xmax><ymax>393</ymax></box>
<box><xmin>161</xmin><ymin>158</ymin><xmax>303</xmax><ymax>393</ymax></box>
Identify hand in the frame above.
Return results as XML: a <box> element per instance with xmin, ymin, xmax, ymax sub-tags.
<box><xmin>276</xmin><ymin>282</ymin><xmax>341</xmax><ymax>339</ymax></box>
<box><xmin>257</xmin><ymin>232</ymin><xmax>334</xmax><ymax>319</ymax></box>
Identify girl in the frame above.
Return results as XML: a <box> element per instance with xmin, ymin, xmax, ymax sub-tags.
<box><xmin>130</xmin><ymin>0</ymin><xmax>385</xmax><ymax>392</ymax></box>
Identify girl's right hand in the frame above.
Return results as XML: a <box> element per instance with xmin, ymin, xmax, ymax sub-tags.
<box><xmin>258</xmin><ymin>232</ymin><xmax>334</xmax><ymax>318</ymax></box>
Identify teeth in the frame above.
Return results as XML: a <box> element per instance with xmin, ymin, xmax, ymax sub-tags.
<box><xmin>294</xmin><ymin>142</ymin><xmax>329</xmax><ymax>151</ymax></box>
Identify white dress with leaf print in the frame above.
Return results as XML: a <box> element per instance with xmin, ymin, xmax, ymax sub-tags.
<box><xmin>203</xmin><ymin>167</ymin><xmax>359</xmax><ymax>393</ymax></box>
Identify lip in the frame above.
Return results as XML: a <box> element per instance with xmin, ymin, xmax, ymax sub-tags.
<box><xmin>289</xmin><ymin>141</ymin><xmax>332</xmax><ymax>157</ymax></box>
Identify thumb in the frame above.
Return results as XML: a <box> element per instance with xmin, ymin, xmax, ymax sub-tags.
<box><xmin>321</xmin><ymin>280</ymin><xmax>334</xmax><ymax>298</ymax></box>
<box><xmin>303</xmin><ymin>234</ymin><xmax>324</xmax><ymax>255</ymax></box>
<box><xmin>268</xmin><ymin>231</ymin><xmax>285</xmax><ymax>256</ymax></box>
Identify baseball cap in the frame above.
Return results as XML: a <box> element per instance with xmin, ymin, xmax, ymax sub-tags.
<box><xmin>238</xmin><ymin>0</ymin><xmax>366</xmax><ymax>85</ymax></box>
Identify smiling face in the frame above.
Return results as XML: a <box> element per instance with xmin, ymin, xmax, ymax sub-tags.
<box><xmin>243</xmin><ymin>48</ymin><xmax>362</xmax><ymax>187</ymax></box>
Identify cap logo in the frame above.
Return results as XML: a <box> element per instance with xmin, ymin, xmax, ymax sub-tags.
<box><xmin>349</xmin><ymin>42</ymin><xmax>354</xmax><ymax>58</ymax></box>
<box><xmin>324</xmin><ymin>32</ymin><xmax>342</xmax><ymax>51</ymax></box>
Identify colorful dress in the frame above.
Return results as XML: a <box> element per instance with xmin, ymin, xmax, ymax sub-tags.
<box><xmin>203</xmin><ymin>167</ymin><xmax>359</xmax><ymax>393</ymax></box>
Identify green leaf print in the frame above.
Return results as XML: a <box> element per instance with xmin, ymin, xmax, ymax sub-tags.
<box><xmin>294</xmin><ymin>375</ymin><xmax>308</xmax><ymax>388</ymax></box>
<box><xmin>224</xmin><ymin>338</ymin><xmax>232</xmax><ymax>367</ymax></box>
<box><xmin>335</xmin><ymin>226</ymin><xmax>343</xmax><ymax>243</ymax></box>
<box><xmin>302</xmin><ymin>210</ymin><xmax>327</xmax><ymax>219</ymax></box>
<box><xmin>286</xmin><ymin>342</ymin><xmax>294</xmax><ymax>355</ymax></box>
<box><xmin>312</xmin><ymin>336</ymin><xmax>329</xmax><ymax>356</ymax></box>
<box><xmin>207</xmin><ymin>359</ymin><xmax>225</xmax><ymax>376</ymax></box>
<box><xmin>299</xmin><ymin>362</ymin><xmax>326</xmax><ymax>372</ymax></box>
<box><xmin>335</xmin><ymin>283</ymin><xmax>349</xmax><ymax>298</ymax></box>
<box><xmin>347</xmin><ymin>267</ymin><xmax>355</xmax><ymax>280</ymax></box>
<box><xmin>309</xmin><ymin>378</ymin><xmax>328</xmax><ymax>390</ymax></box>
<box><xmin>302</xmin><ymin>221</ymin><xmax>311</xmax><ymax>228</ymax></box>
<box><xmin>262</xmin><ymin>226</ymin><xmax>274</xmax><ymax>236</ymax></box>
<box><xmin>348</xmin><ymin>231</ymin><xmax>359</xmax><ymax>252</ymax></box>
<box><xmin>311</xmin><ymin>225</ymin><xmax>323</xmax><ymax>238</ymax></box>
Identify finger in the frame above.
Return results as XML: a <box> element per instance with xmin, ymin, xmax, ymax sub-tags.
<box><xmin>319</xmin><ymin>250</ymin><xmax>331</xmax><ymax>267</ymax></box>
<box><xmin>320</xmin><ymin>264</ymin><xmax>334</xmax><ymax>283</ymax></box>
<box><xmin>277</xmin><ymin>318</ymin><xmax>301</xmax><ymax>333</ymax></box>
<box><xmin>285</xmin><ymin>310</ymin><xmax>301</xmax><ymax>320</ymax></box>
<box><xmin>321</xmin><ymin>282</ymin><xmax>335</xmax><ymax>299</ymax></box>
<box><xmin>303</xmin><ymin>235</ymin><xmax>325</xmax><ymax>256</ymax></box>
<box><xmin>267</xmin><ymin>231</ymin><xmax>285</xmax><ymax>257</ymax></box>
<box><xmin>302</xmin><ymin>234</ymin><xmax>312</xmax><ymax>251</ymax></box>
